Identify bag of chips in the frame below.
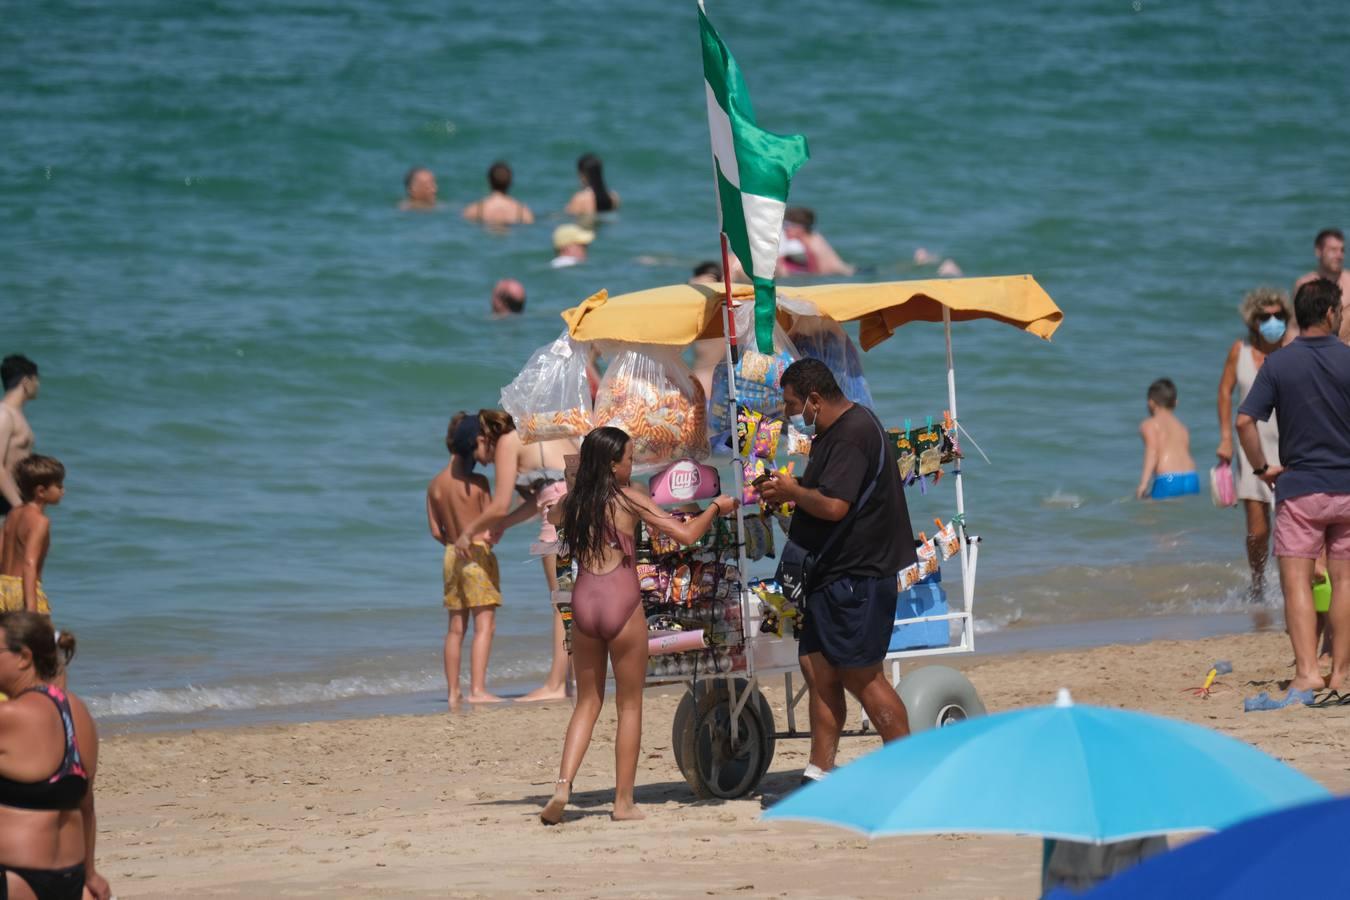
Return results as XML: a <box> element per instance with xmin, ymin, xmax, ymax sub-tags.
<box><xmin>708</xmin><ymin>303</ymin><xmax>799</xmax><ymax>441</ymax></box>
<box><xmin>592</xmin><ymin>344</ymin><xmax>709</xmax><ymax>464</ymax></box>
<box><xmin>500</xmin><ymin>332</ymin><xmax>594</xmax><ymax>443</ymax></box>
<box><xmin>787</xmin><ymin>315</ymin><xmax>874</xmax><ymax>407</ymax></box>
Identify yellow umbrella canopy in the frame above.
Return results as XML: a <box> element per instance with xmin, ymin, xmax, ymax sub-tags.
<box><xmin>559</xmin><ymin>276</ymin><xmax>1061</xmax><ymax>349</ymax></box>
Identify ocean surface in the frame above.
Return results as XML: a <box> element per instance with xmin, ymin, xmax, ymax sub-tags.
<box><xmin>3</xmin><ymin>0</ymin><xmax>1348</xmax><ymax>730</ymax></box>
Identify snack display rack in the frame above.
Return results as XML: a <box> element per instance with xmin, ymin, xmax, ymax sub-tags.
<box><xmin>540</xmin><ymin>276</ymin><xmax>1062</xmax><ymax>799</ymax></box>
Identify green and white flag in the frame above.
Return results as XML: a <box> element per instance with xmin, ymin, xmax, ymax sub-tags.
<box><xmin>699</xmin><ymin>1</ymin><xmax>810</xmax><ymax>352</ymax></box>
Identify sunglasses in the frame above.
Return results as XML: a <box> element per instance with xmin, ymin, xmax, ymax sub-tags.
<box><xmin>1256</xmin><ymin>311</ymin><xmax>1288</xmax><ymax>322</ymax></box>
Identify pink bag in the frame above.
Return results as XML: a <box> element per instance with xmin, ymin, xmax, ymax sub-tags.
<box><xmin>1210</xmin><ymin>461</ymin><xmax>1236</xmax><ymax>508</ymax></box>
<box><xmin>648</xmin><ymin>459</ymin><xmax>721</xmax><ymax>506</ymax></box>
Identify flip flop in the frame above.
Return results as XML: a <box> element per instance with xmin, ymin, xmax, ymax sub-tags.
<box><xmin>1309</xmin><ymin>690</ymin><xmax>1350</xmax><ymax>708</ymax></box>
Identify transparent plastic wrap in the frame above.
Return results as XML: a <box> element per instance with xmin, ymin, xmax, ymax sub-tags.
<box><xmin>499</xmin><ymin>332</ymin><xmax>593</xmax><ymax>443</ymax></box>
<box><xmin>708</xmin><ymin>302</ymin><xmax>799</xmax><ymax>447</ymax></box>
<box><xmin>592</xmin><ymin>343</ymin><xmax>709</xmax><ymax>464</ymax></box>
<box><xmin>787</xmin><ymin>314</ymin><xmax>874</xmax><ymax>407</ymax></box>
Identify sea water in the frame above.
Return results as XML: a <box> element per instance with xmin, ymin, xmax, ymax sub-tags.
<box><xmin>3</xmin><ymin>0</ymin><xmax>1348</xmax><ymax>728</ymax></box>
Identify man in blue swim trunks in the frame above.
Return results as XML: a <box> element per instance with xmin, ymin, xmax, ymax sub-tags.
<box><xmin>1136</xmin><ymin>378</ymin><xmax>1199</xmax><ymax>500</ymax></box>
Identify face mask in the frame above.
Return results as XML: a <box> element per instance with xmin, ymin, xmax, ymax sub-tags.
<box><xmin>1258</xmin><ymin>317</ymin><xmax>1286</xmax><ymax>343</ymax></box>
<box><xmin>789</xmin><ymin>400</ymin><xmax>818</xmax><ymax>437</ymax></box>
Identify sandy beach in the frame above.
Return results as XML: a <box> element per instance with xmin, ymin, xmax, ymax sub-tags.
<box><xmin>90</xmin><ymin>630</ymin><xmax>1348</xmax><ymax>899</ymax></box>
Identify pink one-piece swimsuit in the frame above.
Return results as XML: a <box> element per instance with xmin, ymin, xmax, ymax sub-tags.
<box><xmin>571</xmin><ymin>529</ymin><xmax>642</xmax><ymax>642</ymax></box>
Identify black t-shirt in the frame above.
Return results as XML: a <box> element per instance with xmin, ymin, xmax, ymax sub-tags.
<box><xmin>788</xmin><ymin>404</ymin><xmax>917</xmax><ymax>583</ymax></box>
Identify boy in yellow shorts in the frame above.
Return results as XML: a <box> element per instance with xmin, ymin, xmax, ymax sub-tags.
<box><xmin>0</xmin><ymin>455</ymin><xmax>64</xmax><ymax>614</ymax></box>
<box><xmin>427</xmin><ymin>414</ymin><xmax>503</xmax><ymax>708</ymax></box>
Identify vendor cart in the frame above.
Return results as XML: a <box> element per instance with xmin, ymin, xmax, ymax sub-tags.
<box><xmin>555</xmin><ymin>275</ymin><xmax>1063</xmax><ymax>799</ymax></box>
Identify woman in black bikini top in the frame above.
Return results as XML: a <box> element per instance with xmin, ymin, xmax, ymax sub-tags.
<box><xmin>0</xmin><ymin>612</ymin><xmax>111</xmax><ymax>900</ymax></box>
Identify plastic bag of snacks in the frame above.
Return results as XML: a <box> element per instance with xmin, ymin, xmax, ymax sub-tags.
<box><xmin>500</xmin><ymin>332</ymin><xmax>594</xmax><ymax>443</ymax></box>
<box><xmin>709</xmin><ymin>303</ymin><xmax>800</xmax><ymax>440</ymax></box>
<box><xmin>592</xmin><ymin>344</ymin><xmax>709</xmax><ymax>464</ymax></box>
<box><xmin>784</xmin><ymin>423</ymin><xmax>814</xmax><ymax>458</ymax></box>
<box><xmin>787</xmin><ymin>315</ymin><xmax>874</xmax><ymax>407</ymax></box>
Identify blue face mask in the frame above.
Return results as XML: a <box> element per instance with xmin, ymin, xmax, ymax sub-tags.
<box><xmin>789</xmin><ymin>400</ymin><xmax>819</xmax><ymax>437</ymax></box>
<box><xmin>1258</xmin><ymin>316</ymin><xmax>1286</xmax><ymax>344</ymax></box>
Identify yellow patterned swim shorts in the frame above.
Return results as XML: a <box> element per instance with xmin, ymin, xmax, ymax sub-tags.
<box><xmin>0</xmin><ymin>575</ymin><xmax>51</xmax><ymax>614</ymax></box>
<box><xmin>443</xmin><ymin>543</ymin><xmax>502</xmax><ymax>611</ymax></box>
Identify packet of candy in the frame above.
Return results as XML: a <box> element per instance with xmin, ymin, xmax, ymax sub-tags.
<box><xmin>889</xmin><ymin>427</ymin><xmax>916</xmax><ymax>481</ymax></box>
<box><xmin>914</xmin><ymin>420</ymin><xmax>943</xmax><ymax>476</ymax></box>
<box><xmin>753</xmin><ymin>417</ymin><xmax>782</xmax><ymax>460</ymax></box>
<box><xmin>669</xmin><ymin>564</ymin><xmax>694</xmax><ymax>606</ymax></box>
<box><xmin>785</xmin><ymin>424</ymin><xmax>813</xmax><ymax>457</ymax></box>
<box><xmin>897</xmin><ymin>563</ymin><xmax>920</xmax><ymax>592</ymax></box>
<box><xmin>915</xmin><ymin>534</ymin><xmax>939</xmax><ymax>578</ymax></box>
<box><xmin>741</xmin><ymin>458</ymin><xmax>768</xmax><ymax>505</ymax></box>
<box><xmin>735</xmin><ymin>407</ymin><xmax>764</xmax><ymax>457</ymax></box>
<box><xmin>758</xmin><ymin>462</ymin><xmax>795</xmax><ymax>521</ymax></box>
<box><xmin>934</xmin><ymin>518</ymin><xmax>960</xmax><ymax>561</ymax></box>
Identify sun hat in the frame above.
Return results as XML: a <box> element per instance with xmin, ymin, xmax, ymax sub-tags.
<box><xmin>1210</xmin><ymin>460</ymin><xmax>1236</xmax><ymax>508</ymax></box>
<box><xmin>552</xmin><ymin>223</ymin><xmax>596</xmax><ymax>251</ymax></box>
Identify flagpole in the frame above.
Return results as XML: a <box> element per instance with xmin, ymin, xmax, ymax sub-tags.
<box><xmin>718</xmin><ymin>232</ymin><xmax>752</xmax><ymax>677</ymax></box>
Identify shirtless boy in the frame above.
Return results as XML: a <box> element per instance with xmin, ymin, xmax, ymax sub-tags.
<box><xmin>0</xmin><ymin>455</ymin><xmax>64</xmax><ymax>614</ymax></box>
<box><xmin>427</xmin><ymin>414</ymin><xmax>504</xmax><ymax>707</ymax></box>
<box><xmin>1295</xmin><ymin>229</ymin><xmax>1350</xmax><ymax>342</ymax></box>
<box><xmin>462</xmin><ymin>161</ymin><xmax>534</xmax><ymax>228</ymax></box>
<box><xmin>1137</xmin><ymin>378</ymin><xmax>1198</xmax><ymax>500</ymax></box>
<box><xmin>0</xmin><ymin>355</ymin><xmax>39</xmax><ymax>518</ymax></box>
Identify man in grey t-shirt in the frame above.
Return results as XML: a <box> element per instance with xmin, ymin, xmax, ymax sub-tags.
<box><xmin>1238</xmin><ymin>278</ymin><xmax>1350</xmax><ymax>696</ymax></box>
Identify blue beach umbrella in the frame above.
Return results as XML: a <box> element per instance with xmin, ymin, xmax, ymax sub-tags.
<box><xmin>1056</xmin><ymin>795</ymin><xmax>1350</xmax><ymax>899</ymax></box>
<box><xmin>763</xmin><ymin>690</ymin><xmax>1326</xmax><ymax>842</ymax></box>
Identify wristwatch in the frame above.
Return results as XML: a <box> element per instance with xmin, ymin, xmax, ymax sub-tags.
<box><xmin>1252</xmin><ymin>463</ymin><xmax>1269</xmax><ymax>476</ymax></box>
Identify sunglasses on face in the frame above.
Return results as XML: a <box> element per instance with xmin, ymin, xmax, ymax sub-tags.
<box><xmin>1256</xmin><ymin>311</ymin><xmax>1288</xmax><ymax>322</ymax></box>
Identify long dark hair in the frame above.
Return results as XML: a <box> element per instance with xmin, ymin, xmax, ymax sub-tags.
<box><xmin>577</xmin><ymin>153</ymin><xmax>614</xmax><ymax>213</ymax></box>
<box><xmin>0</xmin><ymin>611</ymin><xmax>76</xmax><ymax>682</ymax></box>
<box><xmin>563</xmin><ymin>426</ymin><xmax>631</xmax><ymax>569</ymax></box>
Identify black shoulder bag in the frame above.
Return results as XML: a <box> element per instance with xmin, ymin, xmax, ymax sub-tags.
<box><xmin>774</xmin><ymin>408</ymin><xmax>889</xmax><ymax>604</ymax></box>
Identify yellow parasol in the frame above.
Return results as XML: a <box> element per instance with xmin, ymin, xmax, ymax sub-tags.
<box><xmin>559</xmin><ymin>275</ymin><xmax>1061</xmax><ymax>348</ymax></box>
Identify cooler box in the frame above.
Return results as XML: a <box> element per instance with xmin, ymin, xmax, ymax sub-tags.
<box><xmin>890</xmin><ymin>573</ymin><xmax>950</xmax><ymax>652</ymax></box>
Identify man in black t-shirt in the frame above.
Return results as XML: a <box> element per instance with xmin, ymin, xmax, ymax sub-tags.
<box><xmin>761</xmin><ymin>359</ymin><xmax>917</xmax><ymax>782</ymax></box>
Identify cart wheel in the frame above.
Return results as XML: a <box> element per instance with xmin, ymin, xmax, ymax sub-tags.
<box><xmin>899</xmin><ymin>665</ymin><xmax>986</xmax><ymax>733</ymax></box>
<box><xmin>676</xmin><ymin>680</ymin><xmax>775</xmax><ymax>800</ymax></box>
<box><xmin>671</xmin><ymin>687</ymin><xmax>698</xmax><ymax>775</ymax></box>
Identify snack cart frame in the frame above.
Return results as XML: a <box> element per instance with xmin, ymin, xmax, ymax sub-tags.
<box><xmin>558</xmin><ymin>276</ymin><xmax>1062</xmax><ymax>799</ymax></box>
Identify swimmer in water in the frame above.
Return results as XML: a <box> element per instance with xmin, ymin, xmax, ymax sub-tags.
<box><xmin>490</xmin><ymin>279</ymin><xmax>526</xmax><ymax>318</ymax></box>
<box><xmin>463</xmin><ymin>160</ymin><xmax>535</xmax><ymax>228</ymax></box>
<box><xmin>400</xmin><ymin>167</ymin><xmax>438</xmax><ymax>211</ymax></box>
<box><xmin>565</xmin><ymin>154</ymin><xmax>620</xmax><ymax>220</ymax></box>
<box><xmin>550</xmin><ymin>224</ymin><xmax>595</xmax><ymax>269</ymax></box>
<box><xmin>777</xmin><ymin>206</ymin><xmax>854</xmax><ymax>277</ymax></box>
<box><xmin>1136</xmin><ymin>378</ymin><xmax>1199</xmax><ymax>500</ymax></box>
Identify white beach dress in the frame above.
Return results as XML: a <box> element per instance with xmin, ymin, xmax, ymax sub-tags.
<box><xmin>1235</xmin><ymin>342</ymin><xmax>1281</xmax><ymax>504</ymax></box>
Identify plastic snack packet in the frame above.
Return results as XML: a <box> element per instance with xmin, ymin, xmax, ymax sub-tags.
<box><xmin>753</xmin><ymin>417</ymin><xmax>783</xmax><ymax>460</ymax></box>
<box><xmin>934</xmin><ymin>518</ymin><xmax>960</xmax><ymax>560</ymax></box>
<box><xmin>743</xmin><ymin>513</ymin><xmax>775</xmax><ymax>561</ymax></box>
<box><xmin>734</xmin><ymin>407</ymin><xmax>764</xmax><ymax>456</ymax></box>
<box><xmin>914</xmin><ymin>418</ymin><xmax>943</xmax><ymax>476</ymax></box>
<box><xmin>592</xmin><ymin>344</ymin><xmax>709</xmax><ymax>463</ymax></box>
<box><xmin>499</xmin><ymin>332</ymin><xmax>594</xmax><ymax>443</ymax></box>
<box><xmin>741</xmin><ymin>458</ymin><xmax>768</xmax><ymax>505</ymax></box>
<box><xmin>785</xmin><ymin>423</ymin><xmax>813</xmax><ymax>458</ymax></box>
<box><xmin>897</xmin><ymin>563</ymin><xmax>920</xmax><ymax>592</ymax></box>
<box><xmin>915</xmin><ymin>534</ymin><xmax>939</xmax><ymax>578</ymax></box>
<box><xmin>889</xmin><ymin>426</ymin><xmax>916</xmax><ymax>481</ymax></box>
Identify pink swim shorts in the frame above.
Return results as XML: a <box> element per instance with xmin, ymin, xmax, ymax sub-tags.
<box><xmin>530</xmin><ymin>480</ymin><xmax>569</xmax><ymax>556</ymax></box>
<box><xmin>1274</xmin><ymin>492</ymin><xmax>1350</xmax><ymax>560</ymax></box>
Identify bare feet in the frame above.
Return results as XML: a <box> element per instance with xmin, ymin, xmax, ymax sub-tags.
<box><xmin>1250</xmin><ymin>609</ymin><xmax>1274</xmax><ymax>630</ymax></box>
<box><xmin>447</xmin><ymin>693</ymin><xmax>463</xmax><ymax>711</ymax></box>
<box><xmin>519</xmin><ymin>684</ymin><xmax>568</xmax><ymax>703</ymax></box>
<box><xmin>1288</xmin><ymin>675</ymin><xmax>1327</xmax><ymax>692</ymax></box>
<box><xmin>540</xmin><ymin>782</ymin><xmax>569</xmax><ymax>825</ymax></box>
<box><xmin>611</xmin><ymin>802</ymin><xmax>645</xmax><ymax>822</ymax></box>
<box><xmin>466</xmin><ymin>691</ymin><xmax>506</xmax><ymax>704</ymax></box>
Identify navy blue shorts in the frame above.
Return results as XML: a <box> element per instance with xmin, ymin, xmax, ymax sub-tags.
<box><xmin>798</xmin><ymin>574</ymin><xmax>899</xmax><ymax>669</ymax></box>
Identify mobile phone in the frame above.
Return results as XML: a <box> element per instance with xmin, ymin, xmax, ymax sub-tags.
<box><xmin>752</xmin><ymin>472</ymin><xmax>773</xmax><ymax>488</ymax></box>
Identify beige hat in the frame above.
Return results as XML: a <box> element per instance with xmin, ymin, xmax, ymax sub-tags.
<box><xmin>552</xmin><ymin>223</ymin><xmax>596</xmax><ymax>251</ymax></box>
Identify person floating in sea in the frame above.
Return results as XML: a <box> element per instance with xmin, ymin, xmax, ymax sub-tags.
<box><xmin>462</xmin><ymin>160</ymin><xmax>534</xmax><ymax>228</ymax></box>
<box><xmin>1136</xmin><ymin>378</ymin><xmax>1198</xmax><ymax>500</ymax></box>
<box><xmin>564</xmin><ymin>153</ymin><xmax>619</xmax><ymax>221</ymax></box>
<box><xmin>550</xmin><ymin>224</ymin><xmax>594</xmax><ymax>269</ymax></box>
<box><xmin>490</xmin><ymin>279</ymin><xmax>526</xmax><ymax>318</ymax></box>
<box><xmin>400</xmin><ymin>167</ymin><xmax>439</xmax><ymax>211</ymax></box>
<box><xmin>0</xmin><ymin>455</ymin><xmax>64</xmax><ymax>615</ymax></box>
<box><xmin>777</xmin><ymin>206</ymin><xmax>855</xmax><ymax>277</ymax></box>
<box><xmin>539</xmin><ymin>427</ymin><xmax>735</xmax><ymax>825</ymax></box>
<box><xmin>1295</xmin><ymin>228</ymin><xmax>1350</xmax><ymax>343</ymax></box>
<box><xmin>427</xmin><ymin>414</ymin><xmax>507</xmax><ymax>707</ymax></box>
<box><xmin>0</xmin><ymin>355</ymin><xmax>40</xmax><ymax>518</ymax></box>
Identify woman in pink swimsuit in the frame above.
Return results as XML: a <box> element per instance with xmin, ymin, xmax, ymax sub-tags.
<box><xmin>539</xmin><ymin>427</ymin><xmax>734</xmax><ymax>824</ymax></box>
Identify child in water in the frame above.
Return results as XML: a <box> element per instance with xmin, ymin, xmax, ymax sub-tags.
<box><xmin>0</xmin><ymin>454</ymin><xmax>64</xmax><ymax>614</ymax></box>
<box><xmin>1136</xmin><ymin>378</ymin><xmax>1198</xmax><ymax>500</ymax></box>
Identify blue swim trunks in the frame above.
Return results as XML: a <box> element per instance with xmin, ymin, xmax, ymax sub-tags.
<box><xmin>1151</xmin><ymin>471</ymin><xmax>1199</xmax><ymax>500</ymax></box>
